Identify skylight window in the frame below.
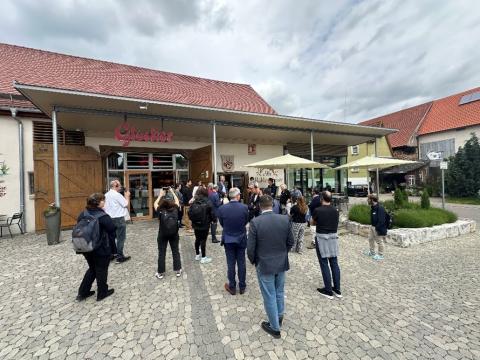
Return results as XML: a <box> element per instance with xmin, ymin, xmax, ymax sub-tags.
<box><xmin>459</xmin><ymin>91</ymin><xmax>480</xmax><ymax>105</ymax></box>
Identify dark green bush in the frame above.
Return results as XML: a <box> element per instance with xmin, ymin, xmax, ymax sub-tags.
<box><xmin>348</xmin><ymin>204</ymin><xmax>370</xmax><ymax>225</ymax></box>
<box><xmin>383</xmin><ymin>200</ymin><xmax>395</xmax><ymax>213</ymax></box>
<box><xmin>421</xmin><ymin>191</ymin><xmax>430</xmax><ymax>209</ymax></box>
<box><xmin>393</xmin><ymin>208</ymin><xmax>457</xmax><ymax>228</ymax></box>
<box><xmin>384</xmin><ymin>199</ymin><xmax>419</xmax><ymax>211</ymax></box>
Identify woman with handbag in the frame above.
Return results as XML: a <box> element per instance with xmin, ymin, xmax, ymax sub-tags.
<box><xmin>289</xmin><ymin>196</ymin><xmax>308</xmax><ymax>254</ymax></box>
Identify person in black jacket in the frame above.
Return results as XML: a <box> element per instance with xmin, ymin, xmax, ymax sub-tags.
<box><xmin>189</xmin><ymin>187</ymin><xmax>217</xmax><ymax>264</ymax></box>
<box><xmin>76</xmin><ymin>193</ymin><xmax>116</xmax><ymax>302</ymax></box>
<box><xmin>307</xmin><ymin>188</ymin><xmax>321</xmax><ymax>248</ymax></box>
<box><xmin>366</xmin><ymin>194</ymin><xmax>387</xmax><ymax>261</ymax></box>
<box><xmin>154</xmin><ymin>189</ymin><xmax>182</xmax><ymax>279</ymax></box>
<box><xmin>279</xmin><ymin>184</ymin><xmax>291</xmax><ymax>215</ymax></box>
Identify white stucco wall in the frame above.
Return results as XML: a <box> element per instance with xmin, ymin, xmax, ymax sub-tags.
<box><xmin>418</xmin><ymin>125</ymin><xmax>480</xmax><ymax>152</ymax></box>
<box><xmin>86</xmin><ymin>136</ymin><xmax>284</xmax><ymax>188</ymax></box>
<box><xmin>0</xmin><ymin>115</ymin><xmax>35</xmax><ymax>233</ymax></box>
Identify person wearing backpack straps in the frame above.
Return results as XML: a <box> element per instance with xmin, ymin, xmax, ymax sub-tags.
<box><xmin>76</xmin><ymin>193</ymin><xmax>116</xmax><ymax>302</ymax></box>
<box><xmin>365</xmin><ymin>194</ymin><xmax>387</xmax><ymax>261</ymax></box>
<box><xmin>153</xmin><ymin>188</ymin><xmax>182</xmax><ymax>279</ymax></box>
<box><xmin>188</xmin><ymin>187</ymin><xmax>217</xmax><ymax>264</ymax></box>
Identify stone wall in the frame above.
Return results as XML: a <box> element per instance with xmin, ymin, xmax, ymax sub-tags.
<box><xmin>344</xmin><ymin>219</ymin><xmax>476</xmax><ymax>247</ymax></box>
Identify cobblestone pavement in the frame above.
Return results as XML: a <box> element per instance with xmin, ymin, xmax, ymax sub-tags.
<box><xmin>1</xmin><ymin>222</ymin><xmax>479</xmax><ymax>359</ymax></box>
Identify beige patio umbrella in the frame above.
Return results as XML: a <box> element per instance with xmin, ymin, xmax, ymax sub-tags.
<box><xmin>245</xmin><ymin>153</ymin><xmax>331</xmax><ymax>190</ymax></box>
<box><xmin>335</xmin><ymin>156</ymin><xmax>420</xmax><ymax>195</ymax></box>
<box><xmin>244</xmin><ymin>153</ymin><xmax>331</xmax><ymax>169</ymax></box>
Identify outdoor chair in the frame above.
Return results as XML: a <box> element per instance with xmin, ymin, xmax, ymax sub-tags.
<box><xmin>0</xmin><ymin>212</ymin><xmax>24</xmax><ymax>238</ymax></box>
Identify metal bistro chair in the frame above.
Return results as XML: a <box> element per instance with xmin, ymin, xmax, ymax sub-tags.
<box><xmin>0</xmin><ymin>212</ymin><xmax>24</xmax><ymax>238</ymax></box>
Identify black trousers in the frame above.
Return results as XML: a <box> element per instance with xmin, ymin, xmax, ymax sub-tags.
<box><xmin>157</xmin><ymin>233</ymin><xmax>182</xmax><ymax>274</ymax></box>
<box><xmin>194</xmin><ymin>229</ymin><xmax>209</xmax><ymax>257</ymax></box>
<box><xmin>78</xmin><ymin>252</ymin><xmax>110</xmax><ymax>298</ymax></box>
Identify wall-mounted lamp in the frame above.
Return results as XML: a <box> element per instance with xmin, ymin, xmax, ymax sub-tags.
<box><xmin>139</xmin><ymin>102</ymin><xmax>148</xmax><ymax>110</ymax></box>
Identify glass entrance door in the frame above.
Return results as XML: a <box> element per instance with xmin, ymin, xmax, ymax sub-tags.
<box><xmin>126</xmin><ymin>172</ymin><xmax>151</xmax><ymax>219</ymax></box>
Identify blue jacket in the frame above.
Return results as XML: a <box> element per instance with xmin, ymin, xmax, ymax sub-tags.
<box><xmin>371</xmin><ymin>204</ymin><xmax>387</xmax><ymax>236</ymax></box>
<box><xmin>208</xmin><ymin>191</ymin><xmax>222</xmax><ymax>216</ymax></box>
<box><xmin>308</xmin><ymin>195</ymin><xmax>321</xmax><ymax>215</ymax></box>
<box><xmin>247</xmin><ymin>211</ymin><xmax>294</xmax><ymax>275</ymax></box>
<box><xmin>218</xmin><ymin>200</ymin><xmax>249</xmax><ymax>247</ymax></box>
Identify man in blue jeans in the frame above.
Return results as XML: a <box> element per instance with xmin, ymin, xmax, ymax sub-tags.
<box><xmin>217</xmin><ymin>187</ymin><xmax>249</xmax><ymax>295</ymax></box>
<box><xmin>248</xmin><ymin>195</ymin><xmax>293</xmax><ymax>339</ymax></box>
<box><xmin>310</xmin><ymin>191</ymin><xmax>341</xmax><ymax>300</ymax></box>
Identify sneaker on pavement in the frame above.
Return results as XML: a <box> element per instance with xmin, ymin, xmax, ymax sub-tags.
<box><xmin>317</xmin><ymin>287</ymin><xmax>334</xmax><ymax>300</ymax></box>
<box><xmin>373</xmin><ymin>254</ymin><xmax>384</xmax><ymax>261</ymax></box>
<box><xmin>363</xmin><ymin>250</ymin><xmax>375</xmax><ymax>257</ymax></box>
<box><xmin>155</xmin><ymin>272</ymin><xmax>165</xmax><ymax>279</ymax></box>
<box><xmin>332</xmin><ymin>288</ymin><xmax>343</xmax><ymax>298</ymax></box>
<box><xmin>176</xmin><ymin>269</ymin><xmax>183</xmax><ymax>277</ymax></box>
<box><xmin>116</xmin><ymin>255</ymin><xmax>131</xmax><ymax>263</ymax></box>
<box><xmin>195</xmin><ymin>254</ymin><xmax>201</xmax><ymax>261</ymax></box>
<box><xmin>200</xmin><ymin>257</ymin><xmax>212</xmax><ymax>264</ymax></box>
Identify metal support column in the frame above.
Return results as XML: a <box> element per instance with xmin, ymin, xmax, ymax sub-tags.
<box><xmin>310</xmin><ymin>131</ymin><xmax>315</xmax><ymax>191</ymax></box>
<box><xmin>212</xmin><ymin>121</ymin><xmax>217</xmax><ymax>183</ymax></box>
<box><xmin>374</xmin><ymin>138</ymin><xmax>380</xmax><ymax>196</ymax></box>
<box><xmin>52</xmin><ymin>109</ymin><xmax>61</xmax><ymax>207</ymax></box>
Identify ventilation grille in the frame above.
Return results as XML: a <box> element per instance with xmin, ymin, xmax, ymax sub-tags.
<box><xmin>33</xmin><ymin>121</ymin><xmax>85</xmax><ymax>145</ymax></box>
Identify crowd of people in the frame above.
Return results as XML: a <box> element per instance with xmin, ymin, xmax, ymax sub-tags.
<box><xmin>74</xmin><ymin>177</ymin><xmax>389</xmax><ymax>339</ymax></box>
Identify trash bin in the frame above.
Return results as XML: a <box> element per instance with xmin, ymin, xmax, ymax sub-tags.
<box><xmin>44</xmin><ymin>207</ymin><xmax>61</xmax><ymax>245</ymax></box>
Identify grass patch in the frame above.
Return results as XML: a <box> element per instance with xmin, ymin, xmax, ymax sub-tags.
<box><xmin>348</xmin><ymin>204</ymin><xmax>370</xmax><ymax>225</ymax></box>
<box><xmin>348</xmin><ymin>203</ymin><xmax>457</xmax><ymax>228</ymax></box>
<box><xmin>446</xmin><ymin>197</ymin><xmax>480</xmax><ymax>205</ymax></box>
<box><xmin>393</xmin><ymin>208</ymin><xmax>457</xmax><ymax>228</ymax></box>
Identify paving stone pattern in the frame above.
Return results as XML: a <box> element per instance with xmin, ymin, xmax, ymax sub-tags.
<box><xmin>0</xmin><ymin>221</ymin><xmax>479</xmax><ymax>359</ymax></box>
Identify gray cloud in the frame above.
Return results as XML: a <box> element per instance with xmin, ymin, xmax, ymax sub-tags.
<box><xmin>0</xmin><ymin>0</ymin><xmax>479</xmax><ymax>123</ymax></box>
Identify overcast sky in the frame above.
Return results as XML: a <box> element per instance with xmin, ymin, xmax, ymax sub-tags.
<box><xmin>1</xmin><ymin>0</ymin><xmax>480</xmax><ymax>123</ymax></box>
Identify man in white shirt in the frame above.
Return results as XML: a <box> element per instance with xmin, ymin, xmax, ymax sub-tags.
<box><xmin>105</xmin><ymin>180</ymin><xmax>131</xmax><ymax>263</ymax></box>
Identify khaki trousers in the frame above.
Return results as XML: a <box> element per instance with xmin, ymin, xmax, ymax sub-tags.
<box><xmin>183</xmin><ymin>206</ymin><xmax>192</xmax><ymax>231</ymax></box>
<box><xmin>369</xmin><ymin>226</ymin><xmax>385</xmax><ymax>255</ymax></box>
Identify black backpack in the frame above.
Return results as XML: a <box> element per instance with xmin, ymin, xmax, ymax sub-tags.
<box><xmin>189</xmin><ymin>200</ymin><xmax>208</xmax><ymax>227</ymax></box>
<box><xmin>385</xmin><ymin>211</ymin><xmax>394</xmax><ymax>229</ymax></box>
<box><xmin>72</xmin><ymin>210</ymin><xmax>104</xmax><ymax>253</ymax></box>
<box><xmin>159</xmin><ymin>209</ymin><xmax>179</xmax><ymax>237</ymax></box>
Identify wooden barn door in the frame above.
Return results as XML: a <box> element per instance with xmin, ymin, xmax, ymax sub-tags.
<box><xmin>189</xmin><ymin>145</ymin><xmax>213</xmax><ymax>184</ymax></box>
<box><xmin>34</xmin><ymin>144</ymin><xmax>103</xmax><ymax>230</ymax></box>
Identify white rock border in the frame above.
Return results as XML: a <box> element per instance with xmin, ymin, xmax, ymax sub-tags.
<box><xmin>344</xmin><ymin>219</ymin><xmax>476</xmax><ymax>247</ymax></box>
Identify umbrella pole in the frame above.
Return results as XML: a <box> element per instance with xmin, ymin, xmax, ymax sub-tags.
<box><xmin>376</xmin><ymin>168</ymin><xmax>380</xmax><ymax>196</ymax></box>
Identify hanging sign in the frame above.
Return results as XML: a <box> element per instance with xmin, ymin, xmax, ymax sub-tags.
<box><xmin>221</xmin><ymin>155</ymin><xmax>235</xmax><ymax>172</ymax></box>
<box><xmin>114</xmin><ymin>122</ymin><xmax>173</xmax><ymax>147</ymax></box>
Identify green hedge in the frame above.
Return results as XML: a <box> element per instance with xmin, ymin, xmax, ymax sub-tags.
<box><xmin>348</xmin><ymin>204</ymin><xmax>457</xmax><ymax>228</ymax></box>
<box><xmin>383</xmin><ymin>200</ymin><xmax>420</xmax><ymax>212</ymax></box>
<box><xmin>392</xmin><ymin>208</ymin><xmax>457</xmax><ymax>228</ymax></box>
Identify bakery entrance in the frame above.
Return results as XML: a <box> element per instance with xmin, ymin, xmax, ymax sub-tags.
<box><xmin>106</xmin><ymin>151</ymin><xmax>188</xmax><ymax>220</ymax></box>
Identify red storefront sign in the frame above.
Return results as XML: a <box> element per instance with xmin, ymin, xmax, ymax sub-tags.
<box><xmin>114</xmin><ymin>122</ymin><xmax>173</xmax><ymax>147</ymax></box>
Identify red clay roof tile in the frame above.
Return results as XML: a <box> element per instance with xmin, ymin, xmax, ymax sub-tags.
<box><xmin>418</xmin><ymin>87</ymin><xmax>480</xmax><ymax>135</ymax></box>
<box><xmin>359</xmin><ymin>102</ymin><xmax>432</xmax><ymax>148</ymax></box>
<box><xmin>0</xmin><ymin>43</ymin><xmax>276</xmax><ymax>115</ymax></box>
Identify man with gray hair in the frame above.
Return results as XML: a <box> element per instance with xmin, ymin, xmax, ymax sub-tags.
<box><xmin>217</xmin><ymin>187</ymin><xmax>249</xmax><ymax>295</ymax></box>
<box><xmin>208</xmin><ymin>183</ymin><xmax>222</xmax><ymax>243</ymax></box>
<box><xmin>104</xmin><ymin>179</ymin><xmax>131</xmax><ymax>263</ymax></box>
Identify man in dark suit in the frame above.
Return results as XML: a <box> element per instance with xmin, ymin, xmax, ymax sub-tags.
<box><xmin>247</xmin><ymin>195</ymin><xmax>294</xmax><ymax>339</ymax></box>
<box><xmin>218</xmin><ymin>187</ymin><xmax>249</xmax><ymax>295</ymax></box>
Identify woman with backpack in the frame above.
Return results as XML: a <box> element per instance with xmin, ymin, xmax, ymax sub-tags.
<box><xmin>154</xmin><ymin>188</ymin><xmax>182</xmax><ymax>279</ymax></box>
<box><xmin>76</xmin><ymin>193</ymin><xmax>116</xmax><ymax>302</ymax></box>
<box><xmin>188</xmin><ymin>187</ymin><xmax>217</xmax><ymax>264</ymax></box>
<box><xmin>289</xmin><ymin>196</ymin><xmax>308</xmax><ymax>254</ymax></box>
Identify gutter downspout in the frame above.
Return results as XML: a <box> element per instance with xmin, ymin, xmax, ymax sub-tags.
<box><xmin>11</xmin><ymin>107</ymin><xmax>26</xmax><ymax>233</ymax></box>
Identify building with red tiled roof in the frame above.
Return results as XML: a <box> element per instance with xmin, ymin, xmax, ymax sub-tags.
<box><xmin>0</xmin><ymin>43</ymin><xmax>276</xmax><ymax>115</ymax></box>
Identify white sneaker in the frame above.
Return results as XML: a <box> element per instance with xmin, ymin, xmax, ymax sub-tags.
<box><xmin>155</xmin><ymin>272</ymin><xmax>164</xmax><ymax>279</ymax></box>
<box><xmin>200</xmin><ymin>257</ymin><xmax>212</xmax><ymax>264</ymax></box>
<box><xmin>195</xmin><ymin>254</ymin><xmax>201</xmax><ymax>261</ymax></box>
<box><xmin>176</xmin><ymin>269</ymin><xmax>183</xmax><ymax>277</ymax></box>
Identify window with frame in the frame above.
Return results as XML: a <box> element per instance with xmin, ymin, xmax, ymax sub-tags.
<box><xmin>351</xmin><ymin>145</ymin><xmax>359</xmax><ymax>155</ymax></box>
<box><xmin>406</xmin><ymin>175</ymin><xmax>415</xmax><ymax>186</ymax></box>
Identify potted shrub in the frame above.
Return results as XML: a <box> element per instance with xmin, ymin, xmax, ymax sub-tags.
<box><xmin>44</xmin><ymin>203</ymin><xmax>61</xmax><ymax>245</ymax></box>
<box><xmin>0</xmin><ymin>163</ymin><xmax>9</xmax><ymax>175</ymax></box>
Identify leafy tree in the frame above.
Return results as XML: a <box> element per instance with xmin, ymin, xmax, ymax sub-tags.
<box><xmin>446</xmin><ymin>133</ymin><xmax>480</xmax><ymax>197</ymax></box>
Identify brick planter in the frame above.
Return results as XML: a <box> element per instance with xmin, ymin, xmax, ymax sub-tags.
<box><xmin>344</xmin><ymin>219</ymin><xmax>476</xmax><ymax>247</ymax></box>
